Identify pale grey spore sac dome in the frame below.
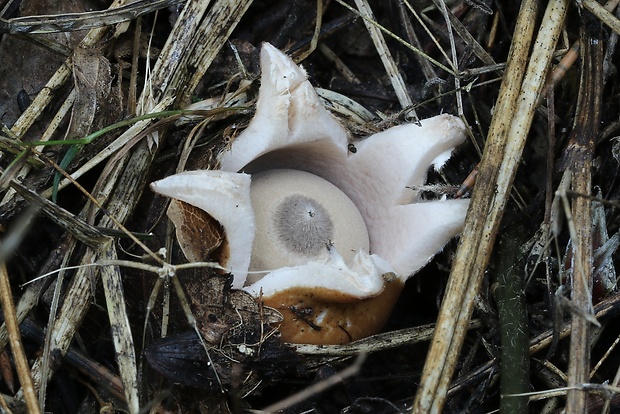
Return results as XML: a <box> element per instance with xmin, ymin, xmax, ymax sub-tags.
<box><xmin>247</xmin><ymin>169</ymin><xmax>370</xmax><ymax>284</ymax></box>
<box><xmin>275</xmin><ymin>195</ymin><xmax>334</xmax><ymax>257</ymax></box>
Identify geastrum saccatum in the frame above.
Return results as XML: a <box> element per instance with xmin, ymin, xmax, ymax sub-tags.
<box><xmin>151</xmin><ymin>43</ymin><xmax>470</xmax><ymax>345</ymax></box>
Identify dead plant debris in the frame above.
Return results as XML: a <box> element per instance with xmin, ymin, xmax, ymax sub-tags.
<box><xmin>1</xmin><ymin>0</ymin><xmax>620</xmax><ymax>413</ymax></box>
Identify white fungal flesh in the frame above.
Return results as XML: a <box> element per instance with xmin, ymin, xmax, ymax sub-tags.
<box><xmin>219</xmin><ymin>43</ymin><xmax>349</xmax><ymax>174</ymax></box>
<box><xmin>242</xmin><ymin>248</ymin><xmax>392</xmax><ymax>299</ymax></box>
<box><xmin>230</xmin><ymin>115</ymin><xmax>470</xmax><ymax>279</ymax></box>
<box><xmin>150</xmin><ymin>171</ymin><xmax>255</xmax><ymax>289</ymax></box>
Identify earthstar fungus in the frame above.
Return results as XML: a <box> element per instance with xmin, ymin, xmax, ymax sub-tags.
<box><xmin>151</xmin><ymin>43</ymin><xmax>470</xmax><ymax>345</ymax></box>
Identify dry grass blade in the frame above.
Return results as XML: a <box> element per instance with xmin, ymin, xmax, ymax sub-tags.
<box><xmin>352</xmin><ymin>0</ymin><xmax>413</xmax><ymax>112</ymax></box>
<box><xmin>0</xmin><ymin>261</ymin><xmax>40</xmax><ymax>414</ymax></box>
<box><xmin>413</xmin><ymin>0</ymin><xmax>569</xmax><ymax>412</ymax></box>
<box><xmin>10</xmin><ymin>181</ymin><xmax>106</xmax><ymax>246</ymax></box>
<box><xmin>140</xmin><ymin>0</ymin><xmax>212</xmax><ymax>102</ymax></box>
<box><xmin>293</xmin><ymin>320</ymin><xmax>481</xmax><ymax>357</ymax></box>
<box><xmin>14</xmin><ymin>134</ymin><xmax>156</xmax><ymax>411</ymax></box>
<box><xmin>99</xmin><ymin>243</ymin><xmax>139</xmax><ymax>413</ymax></box>
<box><xmin>582</xmin><ymin>0</ymin><xmax>620</xmax><ymax>36</ymax></box>
<box><xmin>333</xmin><ymin>0</ymin><xmax>457</xmax><ymax>74</ymax></box>
<box><xmin>428</xmin><ymin>0</ymin><xmax>496</xmax><ymax>68</ymax></box>
<box><xmin>0</xmin><ymin>0</ymin><xmax>182</xmax><ymax>34</ymax></box>
<box><xmin>176</xmin><ymin>0</ymin><xmax>255</xmax><ymax>106</ymax></box>
<box><xmin>41</xmin><ymin>97</ymin><xmax>174</xmax><ymax>197</ymax></box>
<box><xmin>564</xmin><ymin>25</ymin><xmax>603</xmax><ymax>412</ymax></box>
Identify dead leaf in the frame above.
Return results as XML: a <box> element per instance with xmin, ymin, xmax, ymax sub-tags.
<box><xmin>68</xmin><ymin>45</ymin><xmax>112</xmax><ymax>139</ymax></box>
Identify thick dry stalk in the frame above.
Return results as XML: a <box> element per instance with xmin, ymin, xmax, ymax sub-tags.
<box><xmin>582</xmin><ymin>0</ymin><xmax>620</xmax><ymax>37</ymax></box>
<box><xmin>141</xmin><ymin>0</ymin><xmax>213</xmax><ymax>103</ymax></box>
<box><xmin>564</xmin><ymin>28</ymin><xmax>603</xmax><ymax>413</ymax></box>
<box><xmin>412</xmin><ymin>0</ymin><xmax>538</xmax><ymax>410</ymax></box>
<box><xmin>100</xmin><ymin>243</ymin><xmax>139</xmax><ymax>413</ymax></box>
<box><xmin>412</xmin><ymin>0</ymin><xmax>570</xmax><ymax>412</ymax></box>
<box><xmin>177</xmin><ymin>0</ymin><xmax>255</xmax><ymax>106</ymax></box>
<box><xmin>0</xmin><ymin>262</ymin><xmax>40</xmax><ymax>414</ymax></box>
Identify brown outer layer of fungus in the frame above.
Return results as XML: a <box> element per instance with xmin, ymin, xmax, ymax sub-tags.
<box><xmin>264</xmin><ymin>279</ymin><xmax>405</xmax><ymax>344</ymax></box>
